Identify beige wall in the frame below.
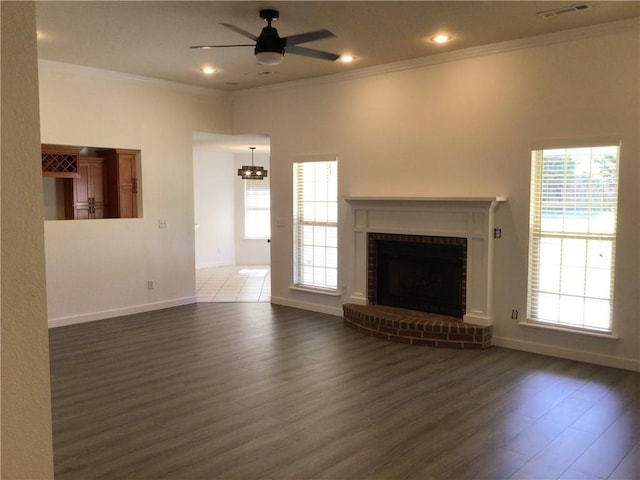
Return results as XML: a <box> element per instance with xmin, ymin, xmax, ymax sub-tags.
<box><xmin>39</xmin><ymin>62</ymin><xmax>233</xmax><ymax>325</ymax></box>
<box><xmin>232</xmin><ymin>22</ymin><xmax>640</xmax><ymax>370</ymax></box>
<box><xmin>1</xmin><ymin>2</ymin><xmax>54</xmax><ymax>478</ymax></box>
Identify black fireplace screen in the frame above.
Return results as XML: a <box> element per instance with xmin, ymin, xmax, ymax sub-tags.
<box><xmin>376</xmin><ymin>240</ymin><xmax>464</xmax><ymax>317</ymax></box>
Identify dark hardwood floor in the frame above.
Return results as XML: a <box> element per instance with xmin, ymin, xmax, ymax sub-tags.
<box><xmin>49</xmin><ymin>303</ymin><xmax>639</xmax><ymax>480</ymax></box>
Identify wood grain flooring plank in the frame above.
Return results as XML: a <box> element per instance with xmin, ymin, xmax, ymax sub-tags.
<box><xmin>509</xmin><ymin>427</ymin><xmax>599</xmax><ymax>479</ymax></box>
<box><xmin>49</xmin><ymin>303</ymin><xmax>640</xmax><ymax>480</ymax></box>
<box><xmin>568</xmin><ymin>407</ymin><xmax>640</xmax><ymax>478</ymax></box>
<box><xmin>608</xmin><ymin>441</ymin><xmax>639</xmax><ymax>480</ymax></box>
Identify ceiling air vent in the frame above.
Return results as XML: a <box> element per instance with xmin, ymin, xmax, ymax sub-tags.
<box><xmin>537</xmin><ymin>3</ymin><xmax>592</xmax><ymax>18</ymax></box>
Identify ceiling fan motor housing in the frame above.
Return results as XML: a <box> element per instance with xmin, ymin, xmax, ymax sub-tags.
<box><xmin>256</xmin><ymin>10</ymin><xmax>284</xmax><ymax>55</ymax></box>
<box><xmin>255</xmin><ymin>25</ymin><xmax>285</xmax><ymax>55</ymax></box>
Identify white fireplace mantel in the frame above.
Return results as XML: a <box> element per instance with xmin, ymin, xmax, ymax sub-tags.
<box><xmin>343</xmin><ymin>196</ymin><xmax>507</xmax><ymax>326</ymax></box>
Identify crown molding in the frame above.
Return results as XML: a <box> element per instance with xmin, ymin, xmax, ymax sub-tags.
<box><xmin>232</xmin><ymin>17</ymin><xmax>639</xmax><ymax>98</ymax></box>
<box><xmin>37</xmin><ymin>59</ymin><xmax>230</xmax><ymax>98</ymax></box>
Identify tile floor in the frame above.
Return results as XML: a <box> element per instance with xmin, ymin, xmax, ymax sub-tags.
<box><xmin>196</xmin><ymin>265</ymin><xmax>271</xmax><ymax>303</ymax></box>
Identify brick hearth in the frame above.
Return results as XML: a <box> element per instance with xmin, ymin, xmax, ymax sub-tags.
<box><xmin>343</xmin><ymin>303</ymin><xmax>492</xmax><ymax>349</ymax></box>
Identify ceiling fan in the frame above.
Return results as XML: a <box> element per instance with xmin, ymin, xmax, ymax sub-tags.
<box><xmin>190</xmin><ymin>9</ymin><xmax>340</xmax><ymax>66</ymax></box>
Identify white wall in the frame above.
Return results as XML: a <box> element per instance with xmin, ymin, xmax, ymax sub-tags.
<box><xmin>39</xmin><ymin>62</ymin><xmax>232</xmax><ymax>325</ymax></box>
<box><xmin>193</xmin><ymin>149</ymin><xmax>235</xmax><ymax>268</ymax></box>
<box><xmin>234</xmin><ymin>151</ymin><xmax>271</xmax><ymax>265</ymax></box>
<box><xmin>1</xmin><ymin>2</ymin><xmax>54</xmax><ymax>477</ymax></box>
<box><xmin>231</xmin><ymin>22</ymin><xmax>640</xmax><ymax>370</ymax></box>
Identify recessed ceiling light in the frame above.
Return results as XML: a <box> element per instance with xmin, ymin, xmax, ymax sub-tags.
<box><xmin>201</xmin><ymin>66</ymin><xmax>215</xmax><ymax>75</ymax></box>
<box><xmin>430</xmin><ymin>34</ymin><xmax>452</xmax><ymax>44</ymax></box>
<box><xmin>340</xmin><ymin>54</ymin><xmax>355</xmax><ymax>63</ymax></box>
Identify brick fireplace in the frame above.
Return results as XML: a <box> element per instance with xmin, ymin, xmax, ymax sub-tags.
<box><xmin>342</xmin><ymin>196</ymin><xmax>506</xmax><ymax>349</ymax></box>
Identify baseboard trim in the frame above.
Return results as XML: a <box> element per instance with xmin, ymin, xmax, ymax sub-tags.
<box><xmin>48</xmin><ymin>297</ymin><xmax>197</xmax><ymax>328</ymax></box>
<box><xmin>493</xmin><ymin>335</ymin><xmax>640</xmax><ymax>372</ymax></box>
<box><xmin>270</xmin><ymin>296</ymin><xmax>343</xmax><ymax>318</ymax></box>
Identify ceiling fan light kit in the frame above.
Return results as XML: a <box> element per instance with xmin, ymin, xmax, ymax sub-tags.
<box><xmin>191</xmin><ymin>9</ymin><xmax>339</xmax><ymax>65</ymax></box>
<box><xmin>255</xmin><ymin>51</ymin><xmax>284</xmax><ymax>66</ymax></box>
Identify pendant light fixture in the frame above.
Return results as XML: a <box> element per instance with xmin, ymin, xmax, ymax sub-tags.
<box><xmin>238</xmin><ymin>147</ymin><xmax>268</xmax><ymax>180</ymax></box>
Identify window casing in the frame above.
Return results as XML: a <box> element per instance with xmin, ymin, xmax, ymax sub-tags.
<box><xmin>244</xmin><ymin>179</ymin><xmax>271</xmax><ymax>239</ymax></box>
<box><xmin>527</xmin><ymin>145</ymin><xmax>619</xmax><ymax>333</ymax></box>
<box><xmin>293</xmin><ymin>158</ymin><xmax>338</xmax><ymax>291</ymax></box>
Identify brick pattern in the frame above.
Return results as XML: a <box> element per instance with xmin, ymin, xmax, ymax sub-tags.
<box><xmin>343</xmin><ymin>303</ymin><xmax>492</xmax><ymax>349</ymax></box>
<box><xmin>367</xmin><ymin>232</ymin><xmax>467</xmax><ymax>315</ymax></box>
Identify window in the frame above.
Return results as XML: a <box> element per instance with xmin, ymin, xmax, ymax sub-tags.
<box><xmin>244</xmin><ymin>179</ymin><xmax>271</xmax><ymax>239</ymax></box>
<box><xmin>527</xmin><ymin>145</ymin><xmax>619</xmax><ymax>332</ymax></box>
<box><xmin>293</xmin><ymin>158</ymin><xmax>338</xmax><ymax>291</ymax></box>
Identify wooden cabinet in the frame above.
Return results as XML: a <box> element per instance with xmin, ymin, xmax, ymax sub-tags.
<box><xmin>64</xmin><ymin>157</ymin><xmax>106</xmax><ymax>219</ymax></box>
<box><xmin>97</xmin><ymin>149</ymin><xmax>138</xmax><ymax>218</ymax></box>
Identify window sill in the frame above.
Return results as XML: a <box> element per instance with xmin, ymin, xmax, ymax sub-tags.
<box><xmin>519</xmin><ymin>321</ymin><xmax>618</xmax><ymax>340</ymax></box>
<box><xmin>289</xmin><ymin>285</ymin><xmax>341</xmax><ymax>297</ymax></box>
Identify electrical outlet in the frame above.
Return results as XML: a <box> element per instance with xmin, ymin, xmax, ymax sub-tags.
<box><xmin>511</xmin><ymin>309</ymin><xmax>518</xmax><ymax>320</ymax></box>
<box><xmin>147</xmin><ymin>280</ymin><xmax>154</xmax><ymax>290</ymax></box>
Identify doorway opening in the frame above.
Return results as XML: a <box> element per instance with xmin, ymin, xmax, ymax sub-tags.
<box><xmin>192</xmin><ymin>132</ymin><xmax>271</xmax><ymax>302</ymax></box>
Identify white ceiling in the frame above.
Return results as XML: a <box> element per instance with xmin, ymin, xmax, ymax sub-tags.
<box><xmin>36</xmin><ymin>1</ymin><xmax>640</xmax><ymax>92</ymax></box>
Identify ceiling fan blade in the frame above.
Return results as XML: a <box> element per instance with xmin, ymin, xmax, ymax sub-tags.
<box><xmin>284</xmin><ymin>29</ymin><xmax>335</xmax><ymax>46</ymax></box>
<box><xmin>190</xmin><ymin>44</ymin><xmax>254</xmax><ymax>49</ymax></box>
<box><xmin>220</xmin><ymin>23</ymin><xmax>258</xmax><ymax>41</ymax></box>
<box><xmin>285</xmin><ymin>45</ymin><xmax>340</xmax><ymax>61</ymax></box>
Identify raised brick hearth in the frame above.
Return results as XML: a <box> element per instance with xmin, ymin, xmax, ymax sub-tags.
<box><xmin>343</xmin><ymin>303</ymin><xmax>492</xmax><ymax>349</ymax></box>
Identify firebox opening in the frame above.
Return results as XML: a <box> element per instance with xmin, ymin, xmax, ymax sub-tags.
<box><xmin>373</xmin><ymin>237</ymin><xmax>466</xmax><ymax>318</ymax></box>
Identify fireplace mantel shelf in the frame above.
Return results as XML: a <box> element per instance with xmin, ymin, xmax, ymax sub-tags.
<box><xmin>344</xmin><ymin>196</ymin><xmax>507</xmax><ymax>203</ymax></box>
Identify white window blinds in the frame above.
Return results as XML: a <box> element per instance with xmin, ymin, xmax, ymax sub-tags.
<box><xmin>244</xmin><ymin>178</ymin><xmax>271</xmax><ymax>239</ymax></box>
<box><xmin>293</xmin><ymin>158</ymin><xmax>338</xmax><ymax>291</ymax></box>
<box><xmin>527</xmin><ymin>145</ymin><xmax>619</xmax><ymax>332</ymax></box>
